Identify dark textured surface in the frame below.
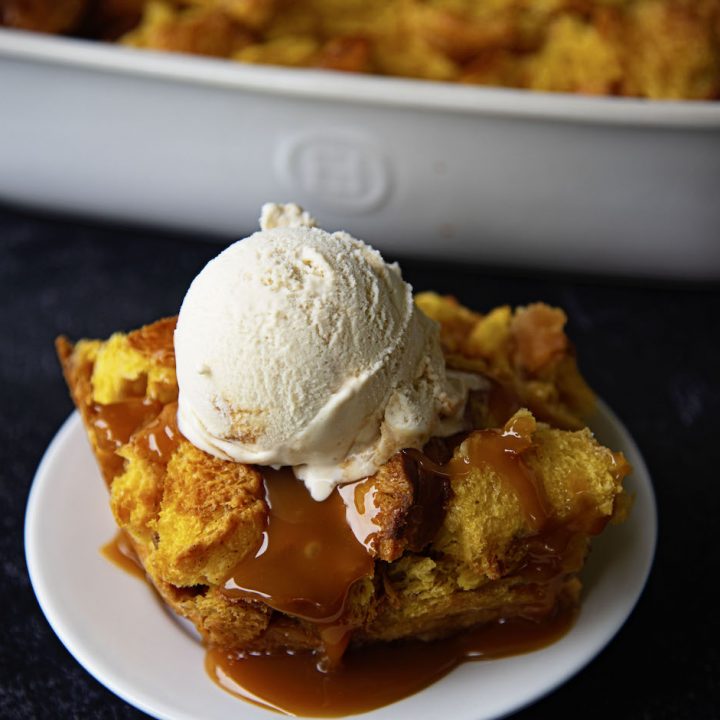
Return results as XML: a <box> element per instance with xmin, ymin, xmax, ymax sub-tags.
<box><xmin>1</xmin><ymin>203</ymin><xmax>719</xmax><ymax>720</ymax></box>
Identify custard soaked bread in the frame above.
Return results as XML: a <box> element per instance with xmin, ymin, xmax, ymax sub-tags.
<box><xmin>57</xmin><ymin>295</ymin><xmax>629</xmax><ymax>659</ymax></box>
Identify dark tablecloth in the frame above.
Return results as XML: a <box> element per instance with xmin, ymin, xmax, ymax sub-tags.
<box><xmin>2</xmin><ymin>203</ymin><xmax>718</xmax><ymax>719</ymax></box>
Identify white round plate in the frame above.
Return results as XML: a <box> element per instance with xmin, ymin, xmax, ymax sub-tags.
<box><xmin>26</xmin><ymin>402</ymin><xmax>656</xmax><ymax>720</ymax></box>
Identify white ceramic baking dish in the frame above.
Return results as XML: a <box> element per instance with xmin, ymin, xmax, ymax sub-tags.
<box><xmin>2</xmin><ymin>27</ymin><xmax>719</xmax><ymax>278</ymax></box>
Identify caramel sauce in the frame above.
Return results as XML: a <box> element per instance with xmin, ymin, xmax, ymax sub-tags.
<box><xmin>338</xmin><ymin>478</ymin><xmax>382</xmax><ymax>552</ymax></box>
<box><xmin>223</xmin><ymin>468</ymin><xmax>374</xmax><ymax>623</ymax></box>
<box><xmin>449</xmin><ymin>414</ymin><xmax>551</xmax><ymax>532</ymax></box>
<box><xmin>134</xmin><ymin>402</ymin><xmax>181</xmax><ymax>464</ymax></box>
<box><xmin>90</xmin><ymin>391</ymin><xmax>596</xmax><ymax>718</ymax></box>
<box><xmin>90</xmin><ymin>397</ymin><xmax>163</xmax><ymax>479</ymax></box>
<box><xmin>91</xmin><ymin>398</ymin><xmax>163</xmax><ymax>450</ymax></box>
<box><xmin>100</xmin><ymin>531</ymin><xmax>146</xmax><ymax>580</ymax></box>
<box><xmin>206</xmin><ymin>422</ymin><xmax>593</xmax><ymax>716</ymax></box>
<box><xmin>206</xmin><ymin>602</ymin><xmax>576</xmax><ymax>717</ymax></box>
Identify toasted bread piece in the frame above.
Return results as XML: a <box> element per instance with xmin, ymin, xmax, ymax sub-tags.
<box><xmin>57</xmin><ymin>300</ymin><xmax>629</xmax><ymax>656</ymax></box>
<box><xmin>416</xmin><ymin>294</ymin><xmax>596</xmax><ymax>430</ymax></box>
<box><xmin>116</xmin><ymin>430</ymin><xmax>267</xmax><ymax>587</ymax></box>
<box><xmin>342</xmin><ymin>451</ymin><xmax>451</xmax><ymax>564</ymax></box>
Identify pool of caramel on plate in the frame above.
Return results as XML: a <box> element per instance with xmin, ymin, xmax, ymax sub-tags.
<box><xmin>98</xmin><ymin>396</ymin><xmax>589</xmax><ymax>717</ymax></box>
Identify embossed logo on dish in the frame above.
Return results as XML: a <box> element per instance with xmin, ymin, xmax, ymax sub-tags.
<box><xmin>276</xmin><ymin>132</ymin><xmax>391</xmax><ymax>213</ymax></box>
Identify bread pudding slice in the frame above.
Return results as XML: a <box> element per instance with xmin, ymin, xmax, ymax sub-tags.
<box><xmin>56</xmin><ymin>299</ymin><xmax>629</xmax><ymax>659</ymax></box>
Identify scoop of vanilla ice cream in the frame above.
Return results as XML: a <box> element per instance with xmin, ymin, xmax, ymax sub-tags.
<box><xmin>175</xmin><ymin>204</ymin><xmax>483</xmax><ymax>500</ymax></box>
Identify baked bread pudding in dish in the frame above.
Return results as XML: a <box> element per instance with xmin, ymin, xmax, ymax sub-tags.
<box><xmin>56</xmin><ymin>205</ymin><xmax>630</xmax><ymax>715</ymax></box>
<box><xmin>5</xmin><ymin>0</ymin><xmax>720</xmax><ymax>100</ymax></box>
